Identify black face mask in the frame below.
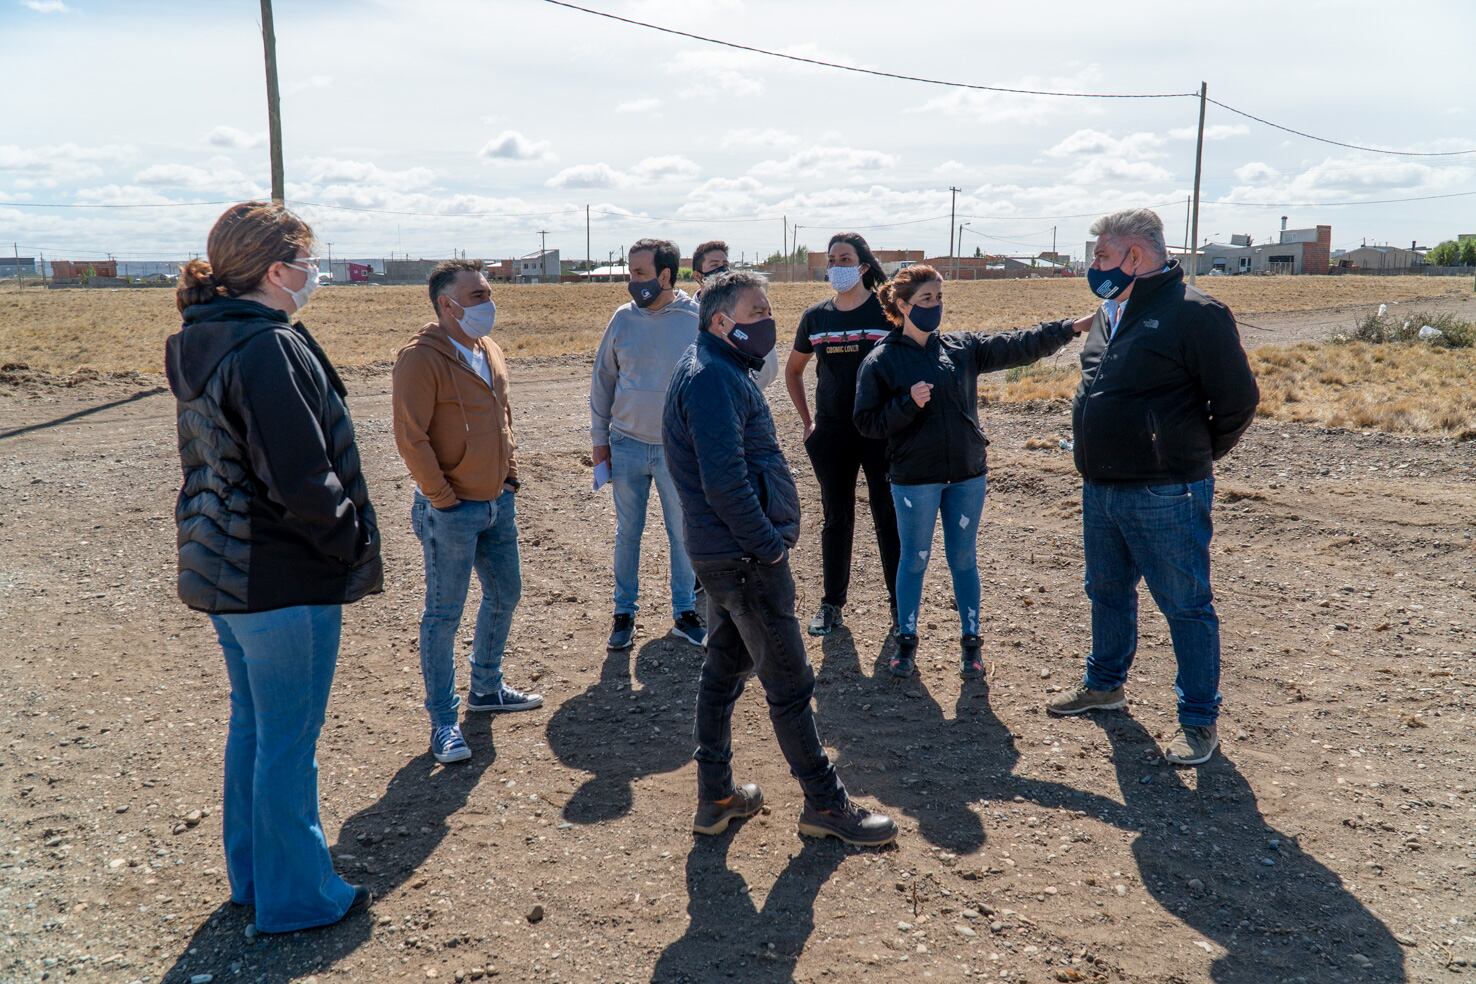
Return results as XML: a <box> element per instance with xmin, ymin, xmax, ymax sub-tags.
<box><xmin>628</xmin><ymin>277</ymin><xmax>664</xmax><ymax>308</ymax></box>
<box><xmin>699</xmin><ymin>265</ymin><xmax>729</xmax><ymax>280</ymax></box>
<box><xmin>725</xmin><ymin>316</ymin><xmax>777</xmax><ymax>360</ymax></box>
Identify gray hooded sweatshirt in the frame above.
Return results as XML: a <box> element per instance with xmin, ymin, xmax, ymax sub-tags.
<box><xmin>590</xmin><ymin>289</ymin><xmax>777</xmax><ymax>446</ymax></box>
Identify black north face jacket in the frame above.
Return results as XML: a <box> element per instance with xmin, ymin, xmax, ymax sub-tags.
<box><xmin>1071</xmin><ymin>262</ymin><xmax>1260</xmax><ymax>483</ymax></box>
<box><xmin>164</xmin><ymin>297</ymin><xmax>383</xmax><ymax>614</ymax></box>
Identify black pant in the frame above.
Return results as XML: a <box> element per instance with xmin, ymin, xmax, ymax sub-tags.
<box><xmin>804</xmin><ymin>419</ymin><xmax>901</xmax><ymax>610</ymax></box>
<box><xmin>691</xmin><ymin>556</ymin><xmax>846</xmax><ymax>810</ymax></box>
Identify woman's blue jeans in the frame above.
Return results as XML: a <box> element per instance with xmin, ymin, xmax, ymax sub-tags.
<box><xmin>890</xmin><ymin>473</ymin><xmax>988</xmax><ymax>638</ymax></box>
<box><xmin>210</xmin><ymin>604</ymin><xmax>356</xmax><ymax>933</ymax></box>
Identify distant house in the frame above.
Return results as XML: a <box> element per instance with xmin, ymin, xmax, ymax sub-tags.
<box><xmin>0</xmin><ymin>256</ymin><xmax>37</xmax><ymax>276</ymax></box>
<box><xmin>50</xmin><ymin>260</ymin><xmax>118</xmax><ymax>282</ymax></box>
<box><xmin>1340</xmin><ymin>245</ymin><xmax>1425</xmax><ymax>272</ymax></box>
<box><xmin>1182</xmin><ymin>223</ymin><xmax>1332</xmax><ymax>275</ymax></box>
<box><xmin>515</xmin><ymin>249</ymin><xmax>560</xmax><ymax>283</ymax></box>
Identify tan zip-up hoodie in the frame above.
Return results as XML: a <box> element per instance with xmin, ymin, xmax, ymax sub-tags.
<box><xmin>392</xmin><ymin>323</ymin><xmax>518</xmax><ymax>509</ymax></box>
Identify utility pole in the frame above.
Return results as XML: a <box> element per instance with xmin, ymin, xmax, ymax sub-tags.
<box><xmin>947</xmin><ymin>186</ymin><xmax>961</xmax><ymax>262</ymax></box>
<box><xmin>782</xmin><ymin>214</ymin><xmax>787</xmax><ymax>282</ymax></box>
<box><xmin>793</xmin><ymin>225</ymin><xmax>802</xmax><ymax>282</ymax></box>
<box><xmin>585</xmin><ymin>205</ymin><xmax>591</xmax><ymax>277</ymax></box>
<box><xmin>326</xmin><ymin>242</ymin><xmax>332</xmax><ymax>280</ymax></box>
<box><xmin>1189</xmin><ymin>81</ymin><xmax>1207</xmax><ymax>286</ymax></box>
<box><xmin>1182</xmin><ymin>196</ymin><xmax>1191</xmax><ymax>258</ymax></box>
<box><xmin>260</xmin><ymin>0</ymin><xmax>285</xmax><ymax>204</ymax></box>
<box><xmin>956</xmin><ymin>224</ymin><xmax>967</xmax><ymax>279</ymax></box>
<box><xmin>1051</xmin><ymin>226</ymin><xmax>1057</xmax><ymax>269</ymax></box>
<box><xmin>13</xmin><ymin>243</ymin><xmax>21</xmax><ymax>291</ymax></box>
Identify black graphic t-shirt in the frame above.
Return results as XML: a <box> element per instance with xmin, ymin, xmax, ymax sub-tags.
<box><xmin>793</xmin><ymin>293</ymin><xmax>891</xmax><ymax>426</ymax></box>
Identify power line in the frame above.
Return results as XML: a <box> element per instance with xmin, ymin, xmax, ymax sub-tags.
<box><xmin>539</xmin><ymin>0</ymin><xmax>1196</xmax><ymax>99</ymax></box>
<box><xmin>1201</xmin><ymin>189</ymin><xmax>1476</xmax><ymax>208</ymax></box>
<box><xmin>1207</xmin><ymin>98</ymin><xmax>1476</xmax><ymax>157</ymax></box>
<box><xmin>0</xmin><ymin>199</ymin><xmax>235</xmax><ymax>209</ymax></box>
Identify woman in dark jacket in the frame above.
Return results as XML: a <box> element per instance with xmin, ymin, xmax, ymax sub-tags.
<box><xmin>164</xmin><ymin>201</ymin><xmax>381</xmax><ymax>933</ymax></box>
<box><xmin>783</xmin><ymin>232</ymin><xmax>902</xmax><ymax>637</ymax></box>
<box><xmin>853</xmin><ymin>265</ymin><xmax>1088</xmax><ymax>679</ymax></box>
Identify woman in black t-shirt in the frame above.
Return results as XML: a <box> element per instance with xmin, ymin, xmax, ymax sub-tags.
<box><xmin>783</xmin><ymin>232</ymin><xmax>902</xmax><ymax>638</ymax></box>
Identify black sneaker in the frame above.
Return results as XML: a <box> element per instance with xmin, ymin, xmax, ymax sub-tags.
<box><xmin>808</xmin><ymin>603</ymin><xmax>843</xmax><ymax>637</ymax></box>
<box><xmin>692</xmin><ymin>783</ymin><xmax>764</xmax><ymax>836</ymax></box>
<box><xmin>798</xmin><ymin>799</ymin><xmax>898</xmax><ymax>847</ymax></box>
<box><xmin>608</xmin><ymin>613</ymin><xmax>636</xmax><ymax>650</ymax></box>
<box><xmin>889</xmin><ymin>634</ymin><xmax>918</xmax><ymax>678</ymax></box>
<box><xmin>960</xmin><ymin>635</ymin><xmax>984</xmax><ymax>680</ymax></box>
<box><xmin>670</xmin><ymin>611</ymin><xmax>707</xmax><ymax>647</ymax></box>
<box><xmin>467</xmin><ymin>683</ymin><xmax>544</xmax><ymax>713</ymax></box>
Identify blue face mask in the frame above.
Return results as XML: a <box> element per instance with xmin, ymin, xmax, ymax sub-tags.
<box><xmin>908</xmin><ymin>302</ymin><xmax>943</xmax><ymax>333</ymax></box>
<box><xmin>1087</xmin><ymin>249</ymin><xmax>1146</xmax><ymax>300</ymax></box>
<box><xmin>628</xmin><ymin>276</ymin><xmax>664</xmax><ymax>308</ymax></box>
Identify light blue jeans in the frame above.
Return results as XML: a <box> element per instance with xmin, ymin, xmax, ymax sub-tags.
<box><xmin>412</xmin><ymin>489</ymin><xmax>522</xmax><ymax>726</ymax></box>
<box><xmin>891</xmin><ymin>473</ymin><xmax>988</xmax><ymax>638</ymax></box>
<box><xmin>610</xmin><ymin>430</ymin><xmax>696</xmax><ymax>616</ymax></box>
<box><xmin>210</xmin><ymin>604</ymin><xmax>356</xmax><ymax>933</ymax></box>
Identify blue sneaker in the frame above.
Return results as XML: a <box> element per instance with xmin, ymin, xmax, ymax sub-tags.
<box><xmin>430</xmin><ymin>724</ymin><xmax>471</xmax><ymax>764</ymax></box>
<box><xmin>466</xmin><ymin>684</ymin><xmax>544</xmax><ymax>713</ymax></box>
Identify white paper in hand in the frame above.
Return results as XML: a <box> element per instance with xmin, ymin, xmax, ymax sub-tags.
<box><xmin>593</xmin><ymin>459</ymin><xmax>612</xmax><ymax>491</ymax></box>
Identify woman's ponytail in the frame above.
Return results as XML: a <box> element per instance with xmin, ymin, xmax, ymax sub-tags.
<box><xmin>175</xmin><ymin>258</ymin><xmax>221</xmax><ymax>313</ymax></box>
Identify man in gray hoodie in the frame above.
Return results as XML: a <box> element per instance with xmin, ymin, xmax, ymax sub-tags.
<box><xmin>591</xmin><ymin>238</ymin><xmax>707</xmax><ymax>651</ymax></box>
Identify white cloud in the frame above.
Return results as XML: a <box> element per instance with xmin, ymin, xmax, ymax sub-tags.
<box><xmin>721</xmin><ymin>128</ymin><xmax>800</xmax><ymax>151</ymax></box>
<box><xmin>913</xmin><ymin>66</ymin><xmax>1110</xmax><ymax>126</ymax></box>
<box><xmin>546</xmin><ymin>162</ymin><xmax>623</xmax><ymax>189</ymax></box>
<box><xmin>206</xmin><ymin>126</ymin><xmax>265</xmax><ymax>150</ymax></box>
<box><xmin>630</xmin><ymin>155</ymin><xmax>700</xmax><ymax>182</ymax></box>
<box><xmin>546</xmin><ymin>156</ymin><xmax>701</xmax><ymax>189</ymax></box>
<box><xmin>23</xmin><ymin>0</ymin><xmax>72</xmax><ymax>12</ymax></box>
<box><xmin>615</xmin><ymin>98</ymin><xmax>661</xmax><ymax>114</ymax></box>
<box><xmin>286</xmin><ymin>74</ymin><xmax>333</xmax><ymax>95</ymax></box>
<box><xmin>666</xmin><ymin>50</ymin><xmax>764</xmax><ymax>97</ymax></box>
<box><xmin>298</xmin><ymin>157</ymin><xmax>437</xmax><ymax>192</ymax></box>
<box><xmin>1045</xmin><ymin>129</ymin><xmax>1166</xmax><ymax>160</ymax></box>
<box><xmin>933</xmin><ymin>160</ymin><xmax>973</xmax><ymax>176</ymax></box>
<box><xmin>479</xmin><ymin>130</ymin><xmax>556</xmax><ymax>164</ymax></box>
<box><xmin>1168</xmin><ymin>123</ymin><xmax>1249</xmax><ymax>141</ymax></box>
<box><xmin>1218</xmin><ymin>154</ymin><xmax>1472</xmax><ymax>205</ymax></box>
<box><xmin>749</xmin><ymin>147</ymin><xmax>898</xmax><ymax>180</ymax></box>
<box><xmin>1065</xmin><ymin>158</ymin><xmax>1174</xmax><ymax>185</ymax></box>
<box><xmin>1234</xmin><ymin>161</ymin><xmax>1280</xmax><ymax>183</ymax></box>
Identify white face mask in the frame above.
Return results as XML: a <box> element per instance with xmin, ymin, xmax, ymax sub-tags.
<box><xmin>282</xmin><ymin>260</ymin><xmax>320</xmax><ymax>313</ymax></box>
<box><xmin>450</xmin><ymin>298</ymin><xmax>496</xmax><ymax>339</ymax></box>
<box><xmin>827</xmin><ymin>265</ymin><xmax>863</xmax><ymax>293</ymax></box>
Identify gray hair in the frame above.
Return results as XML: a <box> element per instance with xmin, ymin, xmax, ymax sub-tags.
<box><xmin>1089</xmin><ymin>208</ymin><xmax>1168</xmax><ymax>262</ymax></box>
<box><xmin>698</xmin><ymin>269</ymin><xmax>768</xmax><ymax>333</ymax></box>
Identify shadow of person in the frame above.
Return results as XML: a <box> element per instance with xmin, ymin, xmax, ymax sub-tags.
<box><xmin>159</xmin><ymin>712</ymin><xmax>500</xmax><ymax>984</ymax></box>
<box><xmin>650</xmin><ymin>827</ymin><xmax>849</xmax><ymax>984</ymax></box>
<box><xmin>547</xmin><ymin>637</ymin><xmax>701</xmax><ymax>824</ymax></box>
<box><xmin>1091</xmin><ymin>713</ymin><xmax>1407</xmax><ymax>983</ymax></box>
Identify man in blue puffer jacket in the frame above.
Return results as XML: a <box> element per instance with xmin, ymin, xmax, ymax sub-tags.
<box><xmin>663</xmin><ymin>270</ymin><xmax>897</xmax><ymax>848</ymax></box>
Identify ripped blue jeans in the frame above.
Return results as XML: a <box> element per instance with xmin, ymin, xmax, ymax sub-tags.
<box><xmin>890</xmin><ymin>473</ymin><xmax>988</xmax><ymax>638</ymax></box>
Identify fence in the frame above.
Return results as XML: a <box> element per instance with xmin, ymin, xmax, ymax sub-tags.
<box><xmin>1328</xmin><ymin>265</ymin><xmax>1476</xmax><ymax>277</ymax></box>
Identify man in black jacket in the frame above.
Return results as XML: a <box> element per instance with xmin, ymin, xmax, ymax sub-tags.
<box><xmin>1047</xmin><ymin>208</ymin><xmax>1259</xmax><ymax>767</ymax></box>
<box><xmin>663</xmin><ymin>270</ymin><xmax>896</xmax><ymax>847</ymax></box>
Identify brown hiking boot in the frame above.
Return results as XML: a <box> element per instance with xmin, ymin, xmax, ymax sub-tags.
<box><xmin>1046</xmin><ymin>683</ymin><xmax>1127</xmax><ymax>717</ymax></box>
<box><xmin>692</xmin><ymin>784</ymin><xmax>764</xmax><ymax>836</ymax></box>
<box><xmin>798</xmin><ymin>800</ymin><xmax>898</xmax><ymax>848</ymax></box>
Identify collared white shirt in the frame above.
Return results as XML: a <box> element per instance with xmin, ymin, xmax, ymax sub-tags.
<box><xmin>449</xmin><ymin>335</ymin><xmax>492</xmax><ymax>387</ymax></box>
<box><xmin>1104</xmin><ymin>299</ymin><xmax>1128</xmax><ymax>340</ymax></box>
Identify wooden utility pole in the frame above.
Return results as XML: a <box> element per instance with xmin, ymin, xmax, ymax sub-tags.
<box><xmin>13</xmin><ymin>243</ymin><xmax>21</xmax><ymax>291</ymax></box>
<box><xmin>782</xmin><ymin>215</ymin><xmax>788</xmax><ymax>282</ymax></box>
<box><xmin>947</xmin><ymin>186</ymin><xmax>961</xmax><ymax>264</ymax></box>
<box><xmin>1189</xmin><ymin>81</ymin><xmax>1207</xmax><ymax>286</ymax></box>
<box><xmin>585</xmin><ymin>205</ymin><xmax>591</xmax><ymax>277</ymax></box>
<box><xmin>260</xmin><ymin>0</ymin><xmax>285</xmax><ymax>203</ymax></box>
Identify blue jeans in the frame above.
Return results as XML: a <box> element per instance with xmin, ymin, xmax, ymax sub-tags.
<box><xmin>1081</xmin><ymin>478</ymin><xmax>1222</xmax><ymax>727</ymax></box>
<box><xmin>412</xmin><ymin>489</ymin><xmax>522</xmax><ymax>726</ymax></box>
<box><xmin>210</xmin><ymin>604</ymin><xmax>355</xmax><ymax>933</ymax></box>
<box><xmin>610</xmin><ymin>430</ymin><xmax>696</xmax><ymax>616</ymax></box>
<box><xmin>891</xmin><ymin>473</ymin><xmax>988</xmax><ymax>637</ymax></box>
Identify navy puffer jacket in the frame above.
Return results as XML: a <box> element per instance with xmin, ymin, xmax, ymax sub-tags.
<box><xmin>662</xmin><ymin>331</ymin><xmax>800</xmax><ymax>563</ymax></box>
<box><xmin>164</xmin><ymin>297</ymin><xmax>383</xmax><ymax>613</ymax></box>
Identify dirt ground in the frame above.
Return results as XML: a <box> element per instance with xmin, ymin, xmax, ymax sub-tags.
<box><xmin>1</xmin><ymin>319</ymin><xmax>1474</xmax><ymax>983</ymax></box>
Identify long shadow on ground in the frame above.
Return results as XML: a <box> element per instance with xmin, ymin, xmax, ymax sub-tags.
<box><xmin>160</xmin><ymin>713</ymin><xmax>499</xmax><ymax>984</ymax></box>
<box><xmin>650</xmin><ymin>824</ymin><xmax>849</xmax><ymax>984</ymax></box>
<box><xmin>808</xmin><ymin>627</ymin><xmax>1406</xmax><ymax>982</ymax></box>
<box><xmin>546</xmin><ymin>637</ymin><xmax>702</xmax><ymax>823</ymax></box>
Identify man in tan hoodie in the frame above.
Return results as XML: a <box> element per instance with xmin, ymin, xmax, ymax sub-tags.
<box><xmin>393</xmin><ymin>259</ymin><xmax>542</xmax><ymax>765</ymax></box>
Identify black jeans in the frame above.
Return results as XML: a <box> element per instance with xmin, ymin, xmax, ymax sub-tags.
<box><xmin>691</xmin><ymin>556</ymin><xmax>846</xmax><ymax>811</ymax></box>
<box><xmin>804</xmin><ymin>419</ymin><xmax>900</xmax><ymax>610</ymax></box>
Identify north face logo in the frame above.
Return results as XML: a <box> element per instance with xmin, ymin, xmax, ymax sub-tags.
<box><xmin>1143</xmin><ymin>319</ymin><xmax>1159</xmax><ymax>329</ymax></box>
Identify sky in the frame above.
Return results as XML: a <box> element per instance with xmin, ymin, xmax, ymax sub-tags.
<box><xmin>1</xmin><ymin>0</ymin><xmax>1473</xmax><ymax>264</ymax></box>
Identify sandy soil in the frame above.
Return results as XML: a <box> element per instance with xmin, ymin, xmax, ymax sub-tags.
<box><xmin>0</xmin><ymin>342</ymin><xmax>1473</xmax><ymax>983</ymax></box>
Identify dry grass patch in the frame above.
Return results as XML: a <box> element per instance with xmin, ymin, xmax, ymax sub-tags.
<box><xmin>981</xmin><ymin>342</ymin><xmax>1476</xmax><ymax>440</ymax></box>
<box><xmin>1</xmin><ymin>275</ymin><xmax>1468</xmax><ymax>374</ymax></box>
